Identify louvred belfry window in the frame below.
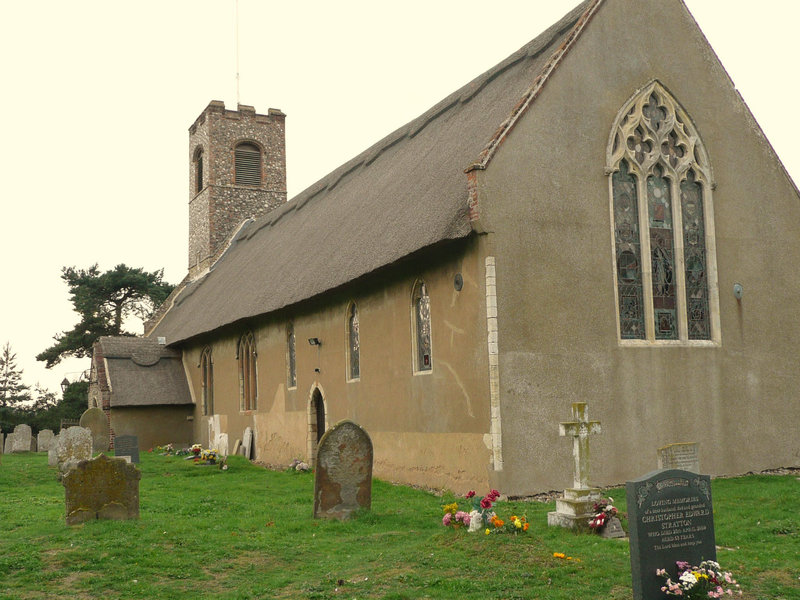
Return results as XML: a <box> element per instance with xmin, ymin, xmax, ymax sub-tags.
<box><xmin>607</xmin><ymin>81</ymin><xmax>718</xmax><ymax>343</ymax></box>
<box><xmin>234</xmin><ymin>142</ymin><xmax>262</xmax><ymax>186</ymax></box>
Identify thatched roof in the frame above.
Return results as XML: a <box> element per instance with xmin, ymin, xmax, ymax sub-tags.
<box><xmin>150</xmin><ymin>0</ymin><xmax>596</xmax><ymax>345</ymax></box>
<box><xmin>96</xmin><ymin>337</ymin><xmax>192</xmax><ymax>407</ymax></box>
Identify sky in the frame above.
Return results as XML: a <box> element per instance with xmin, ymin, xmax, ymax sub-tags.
<box><xmin>1</xmin><ymin>0</ymin><xmax>798</xmax><ymax>395</ymax></box>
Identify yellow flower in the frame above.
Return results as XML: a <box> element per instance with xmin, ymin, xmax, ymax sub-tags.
<box><xmin>485</xmin><ymin>529</ymin><xmax>491</xmax><ymax>535</ymax></box>
<box><xmin>553</xmin><ymin>552</ymin><xmax>566</xmax><ymax>559</ymax></box>
<box><xmin>514</xmin><ymin>519</ymin><xmax>522</xmax><ymax>529</ymax></box>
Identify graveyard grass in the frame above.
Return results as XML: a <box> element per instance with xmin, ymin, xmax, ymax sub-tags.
<box><xmin>1</xmin><ymin>454</ymin><xmax>797</xmax><ymax>600</ymax></box>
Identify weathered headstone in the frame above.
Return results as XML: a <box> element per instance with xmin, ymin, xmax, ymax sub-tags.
<box><xmin>626</xmin><ymin>469</ymin><xmax>716</xmax><ymax>600</ymax></box>
<box><xmin>11</xmin><ymin>424</ymin><xmax>33</xmax><ymax>453</ymax></box>
<box><xmin>313</xmin><ymin>420</ymin><xmax>373</xmax><ymax>520</ymax></box>
<box><xmin>114</xmin><ymin>434</ymin><xmax>140</xmax><ymax>464</ymax></box>
<box><xmin>37</xmin><ymin>429</ymin><xmax>55</xmax><ymax>453</ymax></box>
<box><xmin>62</xmin><ymin>454</ymin><xmax>141</xmax><ymax>525</ymax></box>
<box><xmin>657</xmin><ymin>442</ymin><xmax>700</xmax><ymax>474</ymax></box>
<box><xmin>548</xmin><ymin>402</ymin><xmax>602</xmax><ymax>528</ymax></box>
<box><xmin>242</xmin><ymin>427</ymin><xmax>254</xmax><ymax>459</ymax></box>
<box><xmin>56</xmin><ymin>426</ymin><xmax>93</xmax><ymax>476</ymax></box>
<box><xmin>233</xmin><ymin>439</ymin><xmax>242</xmax><ymax>455</ymax></box>
<box><xmin>600</xmin><ymin>516</ymin><xmax>626</xmax><ymax>539</ymax></box>
<box><xmin>79</xmin><ymin>407</ymin><xmax>110</xmax><ymax>452</ymax></box>
<box><xmin>48</xmin><ymin>445</ymin><xmax>58</xmax><ymax>467</ymax></box>
<box><xmin>214</xmin><ymin>432</ymin><xmax>229</xmax><ymax>456</ymax></box>
<box><xmin>4</xmin><ymin>434</ymin><xmax>16</xmax><ymax>454</ymax></box>
<box><xmin>0</xmin><ymin>432</ymin><xmax>5</xmax><ymax>454</ymax></box>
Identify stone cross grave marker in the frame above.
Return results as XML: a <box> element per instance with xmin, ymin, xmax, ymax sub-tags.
<box><xmin>626</xmin><ymin>469</ymin><xmax>716</xmax><ymax>600</ymax></box>
<box><xmin>242</xmin><ymin>427</ymin><xmax>254</xmax><ymax>459</ymax></box>
<box><xmin>62</xmin><ymin>454</ymin><xmax>142</xmax><ymax>525</ymax></box>
<box><xmin>657</xmin><ymin>442</ymin><xmax>699</xmax><ymax>474</ymax></box>
<box><xmin>313</xmin><ymin>420</ymin><xmax>373</xmax><ymax>520</ymax></box>
<box><xmin>79</xmin><ymin>407</ymin><xmax>110</xmax><ymax>452</ymax></box>
<box><xmin>547</xmin><ymin>402</ymin><xmax>602</xmax><ymax>529</ymax></box>
<box><xmin>114</xmin><ymin>434</ymin><xmax>140</xmax><ymax>464</ymax></box>
<box><xmin>11</xmin><ymin>424</ymin><xmax>34</xmax><ymax>453</ymax></box>
<box><xmin>56</xmin><ymin>426</ymin><xmax>93</xmax><ymax>476</ymax></box>
<box><xmin>37</xmin><ymin>429</ymin><xmax>55</xmax><ymax>453</ymax></box>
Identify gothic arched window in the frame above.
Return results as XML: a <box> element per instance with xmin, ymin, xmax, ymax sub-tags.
<box><xmin>234</xmin><ymin>142</ymin><xmax>262</xmax><ymax>186</ymax></box>
<box><xmin>347</xmin><ymin>302</ymin><xmax>360</xmax><ymax>380</ymax></box>
<box><xmin>237</xmin><ymin>332</ymin><xmax>257</xmax><ymax>410</ymax></box>
<box><xmin>412</xmin><ymin>281</ymin><xmax>432</xmax><ymax>372</ymax></box>
<box><xmin>608</xmin><ymin>81</ymin><xmax>718</xmax><ymax>343</ymax></box>
<box><xmin>200</xmin><ymin>347</ymin><xmax>213</xmax><ymax>416</ymax></box>
<box><xmin>287</xmin><ymin>322</ymin><xmax>296</xmax><ymax>389</ymax></box>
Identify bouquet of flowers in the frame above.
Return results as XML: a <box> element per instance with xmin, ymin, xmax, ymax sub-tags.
<box><xmin>657</xmin><ymin>560</ymin><xmax>742</xmax><ymax>598</ymax></box>
<box><xmin>588</xmin><ymin>497</ymin><xmax>618</xmax><ymax>531</ymax></box>
<box><xmin>199</xmin><ymin>448</ymin><xmax>219</xmax><ymax>464</ymax></box>
<box><xmin>191</xmin><ymin>443</ymin><xmax>202</xmax><ymax>456</ymax></box>
<box><xmin>441</xmin><ymin>502</ymin><xmax>471</xmax><ymax>529</ymax></box>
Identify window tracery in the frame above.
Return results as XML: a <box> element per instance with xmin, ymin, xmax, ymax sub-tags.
<box><xmin>237</xmin><ymin>332</ymin><xmax>257</xmax><ymax>410</ymax></box>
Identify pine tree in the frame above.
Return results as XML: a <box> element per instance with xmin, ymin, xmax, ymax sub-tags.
<box><xmin>0</xmin><ymin>342</ymin><xmax>31</xmax><ymax>408</ymax></box>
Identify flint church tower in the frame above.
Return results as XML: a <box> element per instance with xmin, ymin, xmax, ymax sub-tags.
<box><xmin>187</xmin><ymin>101</ymin><xmax>286</xmax><ymax>278</ymax></box>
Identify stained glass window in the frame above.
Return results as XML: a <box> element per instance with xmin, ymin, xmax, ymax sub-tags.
<box><xmin>348</xmin><ymin>303</ymin><xmax>360</xmax><ymax>380</ymax></box>
<box><xmin>200</xmin><ymin>347</ymin><xmax>213</xmax><ymax>415</ymax></box>
<box><xmin>238</xmin><ymin>332</ymin><xmax>257</xmax><ymax>411</ymax></box>
<box><xmin>413</xmin><ymin>281</ymin><xmax>432</xmax><ymax>371</ymax></box>
<box><xmin>287</xmin><ymin>323</ymin><xmax>296</xmax><ymax>388</ymax></box>
<box><xmin>607</xmin><ymin>81</ymin><xmax>715</xmax><ymax>343</ymax></box>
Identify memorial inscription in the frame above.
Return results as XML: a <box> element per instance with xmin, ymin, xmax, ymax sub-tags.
<box><xmin>627</xmin><ymin>469</ymin><xmax>716</xmax><ymax>600</ymax></box>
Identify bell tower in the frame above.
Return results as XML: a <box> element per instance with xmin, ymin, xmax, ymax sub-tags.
<box><xmin>187</xmin><ymin>101</ymin><xmax>286</xmax><ymax>278</ymax></box>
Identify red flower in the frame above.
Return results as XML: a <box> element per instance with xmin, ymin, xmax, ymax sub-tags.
<box><xmin>466</xmin><ymin>491</ymin><xmax>476</xmax><ymax>498</ymax></box>
<box><xmin>480</xmin><ymin>498</ymin><xmax>492</xmax><ymax>509</ymax></box>
<box><xmin>488</xmin><ymin>489</ymin><xmax>500</xmax><ymax>500</ymax></box>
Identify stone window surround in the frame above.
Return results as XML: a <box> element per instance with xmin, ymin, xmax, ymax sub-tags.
<box><xmin>606</xmin><ymin>80</ymin><xmax>721</xmax><ymax>346</ymax></box>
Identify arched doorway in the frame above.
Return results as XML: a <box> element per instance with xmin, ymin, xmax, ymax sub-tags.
<box><xmin>308</xmin><ymin>387</ymin><xmax>326</xmax><ymax>468</ymax></box>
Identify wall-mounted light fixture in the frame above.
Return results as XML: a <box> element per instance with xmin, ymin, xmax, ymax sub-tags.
<box><xmin>60</xmin><ymin>378</ymin><xmax>70</xmax><ymax>394</ymax></box>
<box><xmin>733</xmin><ymin>283</ymin><xmax>743</xmax><ymax>300</ymax></box>
<box><xmin>308</xmin><ymin>337</ymin><xmax>321</xmax><ymax>346</ymax></box>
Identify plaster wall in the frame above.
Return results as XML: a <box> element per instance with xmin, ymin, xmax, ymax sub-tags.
<box><xmin>109</xmin><ymin>405</ymin><xmax>193</xmax><ymax>452</ymax></box>
<box><xmin>181</xmin><ymin>239</ymin><xmax>494</xmax><ymax>491</ymax></box>
<box><xmin>480</xmin><ymin>0</ymin><xmax>800</xmax><ymax>493</ymax></box>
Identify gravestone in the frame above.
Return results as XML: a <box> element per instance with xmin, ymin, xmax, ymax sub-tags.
<box><xmin>10</xmin><ymin>424</ymin><xmax>33</xmax><ymax>453</ymax></box>
<box><xmin>657</xmin><ymin>442</ymin><xmax>699</xmax><ymax>474</ymax></box>
<box><xmin>214</xmin><ymin>432</ymin><xmax>229</xmax><ymax>456</ymax></box>
<box><xmin>233</xmin><ymin>439</ymin><xmax>242</xmax><ymax>455</ymax></box>
<box><xmin>57</xmin><ymin>426</ymin><xmax>93</xmax><ymax>476</ymax></box>
<box><xmin>626</xmin><ymin>469</ymin><xmax>716</xmax><ymax>600</ymax></box>
<box><xmin>4</xmin><ymin>434</ymin><xmax>16</xmax><ymax>454</ymax></box>
<box><xmin>62</xmin><ymin>454</ymin><xmax>141</xmax><ymax>525</ymax></box>
<box><xmin>114</xmin><ymin>434</ymin><xmax>140</xmax><ymax>464</ymax></box>
<box><xmin>37</xmin><ymin>429</ymin><xmax>55</xmax><ymax>453</ymax></box>
<box><xmin>1</xmin><ymin>432</ymin><xmax>5</xmax><ymax>454</ymax></box>
<box><xmin>313</xmin><ymin>420</ymin><xmax>373</xmax><ymax>520</ymax></box>
<box><xmin>242</xmin><ymin>427</ymin><xmax>254</xmax><ymax>459</ymax></box>
<box><xmin>79</xmin><ymin>407</ymin><xmax>110</xmax><ymax>452</ymax></box>
<box><xmin>48</xmin><ymin>445</ymin><xmax>58</xmax><ymax>467</ymax></box>
<box><xmin>547</xmin><ymin>402</ymin><xmax>602</xmax><ymax>528</ymax></box>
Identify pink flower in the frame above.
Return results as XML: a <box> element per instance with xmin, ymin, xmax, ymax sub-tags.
<box><xmin>455</xmin><ymin>511</ymin><xmax>470</xmax><ymax>525</ymax></box>
<box><xmin>442</xmin><ymin>513</ymin><xmax>452</xmax><ymax>526</ymax></box>
<box><xmin>489</xmin><ymin>489</ymin><xmax>500</xmax><ymax>500</ymax></box>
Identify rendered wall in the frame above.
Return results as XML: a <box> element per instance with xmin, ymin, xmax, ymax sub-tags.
<box><xmin>110</xmin><ymin>405</ymin><xmax>193</xmax><ymax>452</ymax></box>
<box><xmin>479</xmin><ymin>0</ymin><xmax>800</xmax><ymax>494</ymax></box>
<box><xmin>182</xmin><ymin>239</ymin><xmax>495</xmax><ymax>492</ymax></box>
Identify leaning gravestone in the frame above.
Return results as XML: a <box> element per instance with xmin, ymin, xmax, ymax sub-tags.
<box><xmin>214</xmin><ymin>432</ymin><xmax>229</xmax><ymax>457</ymax></box>
<box><xmin>657</xmin><ymin>442</ymin><xmax>700</xmax><ymax>474</ymax></box>
<box><xmin>626</xmin><ymin>469</ymin><xmax>716</xmax><ymax>600</ymax></box>
<box><xmin>313</xmin><ymin>420</ymin><xmax>373</xmax><ymax>520</ymax></box>
<box><xmin>242</xmin><ymin>427</ymin><xmax>254</xmax><ymax>460</ymax></box>
<box><xmin>37</xmin><ymin>429</ymin><xmax>55</xmax><ymax>453</ymax></box>
<box><xmin>11</xmin><ymin>424</ymin><xmax>33</xmax><ymax>453</ymax></box>
<box><xmin>114</xmin><ymin>434</ymin><xmax>140</xmax><ymax>464</ymax></box>
<box><xmin>62</xmin><ymin>454</ymin><xmax>141</xmax><ymax>525</ymax></box>
<box><xmin>56</xmin><ymin>426</ymin><xmax>93</xmax><ymax>476</ymax></box>
<box><xmin>79</xmin><ymin>407</ymin><xmax>110</xmax><ymax>452</ymax></box>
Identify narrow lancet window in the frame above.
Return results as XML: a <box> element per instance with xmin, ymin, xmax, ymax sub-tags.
<box><xmin>347</xmin><ymin>303</ymin><xmax>360</xmax><ymax>380</ymax></box>
<box><xmin>648</xmin><ymin>166</ymin><xmax>677</xmax><ymax>340</ymax></box>
<box><xmin>412</xmin><ymin>281</ymin><xmax>432</xmax><ymax>371</ymax></box>
<box><xmin>681</xmin><ymin>170</ymin><xmax>710</xmax><ymax>340</ymax></box>
<box><xmin>200</xmin><ymin>347</ymin><xmax>213</xmax><ymax>415</ymax></box>
<box><xmin>613</xmin><ymin>160</ymin><xmax>645</xmax><ymax>339</ymax></box>
<box><xmin>287</xmin><ymin>323</ymin><xmax>296</xmax><ymax>388</ymax></box>
<box><xmin>238</xmin><ymin>332</ymin><xmax>257</xmax><ymax>411</ymax></box>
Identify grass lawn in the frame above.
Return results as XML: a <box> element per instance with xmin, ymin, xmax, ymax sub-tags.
<box><xmin>0</xmin><ymin>452</ymin><xmax>797</xmax><ymax>599</ymax></box>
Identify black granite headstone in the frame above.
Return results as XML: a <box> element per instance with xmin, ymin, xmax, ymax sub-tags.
<box><xmin>626</xmin><ymin>469</ymin><xmax>716</xmax><ymax>600</ymax></box>
<box><xmin>114</xmin><ymin>435</ymin><xmax>140</xmax><ymax>464</ymax></box>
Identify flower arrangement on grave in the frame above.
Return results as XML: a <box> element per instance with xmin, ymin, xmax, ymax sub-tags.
<box><xmin>287</xmin><ymin>458</ymin><xmax>310</xmax><ymax>473</ymax></box>
<box><xmin>191</xmin><ymin>443</ymin><xmax>202</xmax><ymax>456</ymax></box>
<box><xmin>440</xmin><ymin>489</ymin><xmax>529</xmax><ymax>534</ymax></box>
<box><xmin>199</xmin><ymin>448</ymin><xmax>219</xmax><ymax>464</ymax></box>
<box><xmin>588</xmin><ymin>497</ymin><xmax>620</xmax><ymax>531</ymax></box>
<box><xmin>153</xmin><ymin>443</ymin><xmax>174</xmax><ymax>455</ymax></box>
<box><xmin>657</xmin><ymin>560</ymin><xmax>742</xmax><ymax>598</ymax></box>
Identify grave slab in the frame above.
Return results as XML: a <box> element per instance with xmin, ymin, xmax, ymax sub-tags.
<box><xmin>626</xmin><ymin>469</ymin><xmax>716</xmax><ymax>600</ymax></box>
<box><xmin>37</xmin><ymin>429</ymin><xmax>55</xmax><ymax>453</ymax></box>
<box><xmin>313</xmin><ymin>420</ymin><xmax>373</xmax><ymax>520</ymax></box>
<box><xmin>114</xmin><ymin>434</ymin><xmax>140</xmax><ymax>464</ymax></box>
<box><xmin>62</xmin><ymin>454</ymin><xmax>141</xmax><ymax>525</ymax></box>
<box><xmin>242</xmin><ymin>427</ymin><xmax>254</xmax><ymax>459</ymax></box>
<box><xmin>657</xmin><ymin>442</ymin><xmax>699</xmax><ymax>474</ymax></box>
<box><xmin>56</xmin><ymin>426</ymin><xmax>93</xmax><ymax>476</ymax></box>
<box><xmin>11</xmin><ymin>424</ymin><xmax>33</xmax><ymax>453</ymax></box>
<box><xmin>79</xmin><ymin>407</ymin><xmax>110</xmax><ymax>452</ymax></box>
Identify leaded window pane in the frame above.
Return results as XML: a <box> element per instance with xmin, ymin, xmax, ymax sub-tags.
<box><xmin>613</xmin><ymin>160</ymin><xmax>645</xmax><ymax>339</ymax></box>
<box><xmin>348</xmin><ymin>304</ymin><xmax>360</xmax><ymax>380</ymax></box>
<box><xmin>681</xmin><ymin>171</ymin><xmax>710</xmax><ymax>340</ymax></box>
<box><xmin>287</xmin><ymin>324</ymin><xmax>296</xmax><ymax>388</ymax></box>
<box><xmin>648</xmin><ymin>166</ymin><xmax>677</xmax><ymax>340</ymax></box>
<box><xmin>415</xmin><ymin>283</ymin><xmax>432</xmax><ymax>371</ymax></box>
<box><xmin>201</xmin><ymin>348</ymin><xmax>213</xmax><ymax>416</ymax></box>
<box><xmin>238</xmin><ymin>333</ymin><xmax>257</xmax><ymax>411</ymax></box>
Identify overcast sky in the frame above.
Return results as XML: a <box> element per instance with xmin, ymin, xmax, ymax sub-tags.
<box><xmin>1</xmin><ymin>0</ymin><xmax>798</xmax><ymax>395</ymax></box>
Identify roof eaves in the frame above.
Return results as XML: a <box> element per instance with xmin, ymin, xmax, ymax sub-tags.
<box><xmin>466</xmin><ymin>0</ymin><xmax>605</xmax><ymax>173</ymax></box>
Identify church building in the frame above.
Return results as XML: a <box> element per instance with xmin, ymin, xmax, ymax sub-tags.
<box><xmin>135</xmin><ymin>0</ymin><xmax>799</xmax><ymax>495</ymax></box>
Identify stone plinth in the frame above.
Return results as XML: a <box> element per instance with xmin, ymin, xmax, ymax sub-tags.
<box><xmin>547</xmin><ymin>487</ymin><xmax>601</xmax><ymax>529</ymax></box>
